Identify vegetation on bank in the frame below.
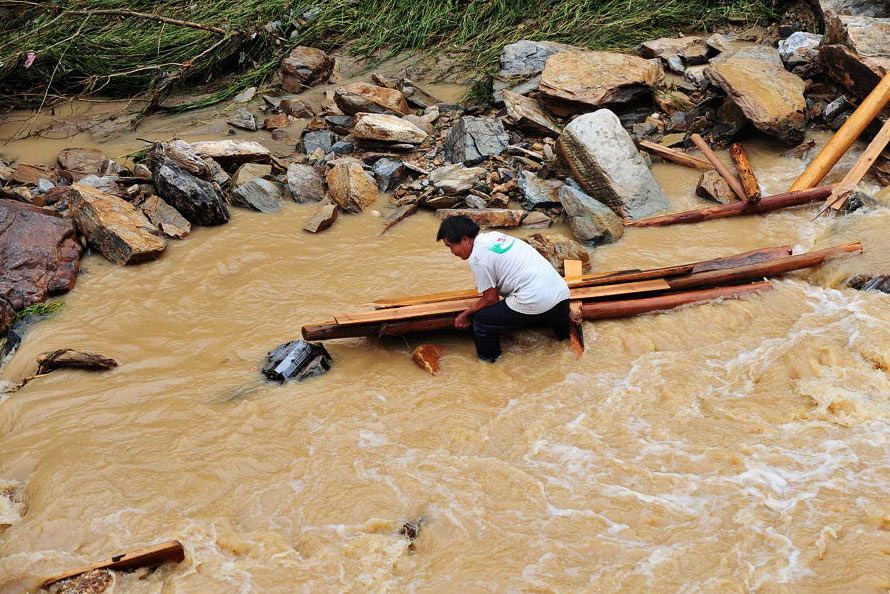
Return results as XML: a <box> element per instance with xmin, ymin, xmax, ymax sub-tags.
<box><xmin>0</xmin><ymin>0</ymin><xmax>783</xmax><ymax>113</ymax></box>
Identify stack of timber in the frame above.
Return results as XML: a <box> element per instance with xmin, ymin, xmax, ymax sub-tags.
<box><xmin>301</xmin><ymin>242</ymin><xmax>863</xmax><ymax>341</ymax></box>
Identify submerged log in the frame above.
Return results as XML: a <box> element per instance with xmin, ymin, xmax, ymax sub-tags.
<box><xmin>36</xmin><ymin>349</ymin><xmax>118</xmax><ymax>375</ymax></box>
<box><xmin>42</xmin><ymin>541</ymin><xmax>184</xmax><ymax>588</ymax></box>
<box><xmin>690</xmin><ymin>133</ymin><xmax>748</xmax><ymax>201</ymax></box>
<box><xmin>581</xmin><ymin>282</ymin><xmax>772</xmax><ymax>319</ymax></box>
<box><xmin>626</xmin><ymin>186</ymin><xmax>833</xmax><ymax>227</ymax></box>
<box><xmin>729</xmin><ymin>143</ymin><xmax>761</xmax><ymax>203</ymax></box>
<box><xmin>789</xmin><ymin>70</ymin><xmax>890</xmax><ymax>192</ymax></box>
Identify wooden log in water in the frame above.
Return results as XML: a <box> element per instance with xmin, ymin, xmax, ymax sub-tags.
<box><xmin>625</xmin><ymin>186</ymin><xmax>833</xmax><ymax>227</ymax></box>
<box><xmin>690</xmin><ymin>133</ymin><xmax>749</xmax><ymax>201</ymax></box>
<box><xmin>666</xmin><ymin>242</ymin><xmax>862</xmax><ymax>291</ymax></box>
<box><xmin>42</xmin><ymin>541</ymin><xmax>185</xmax><ymax>588</ymax></box>
<box><xmin>638</xmin><ymin>140</ymin><xmax>714</xmax><ymax>170</ymax></box>
<box><xmin>729</xmin><ymin>143</ymin><xmax>761</xmax><ymax>203</ymax></box>
<box><xmin>581</xmin><ymin>282</ymin><xmax>772</xmax><ymax>319</ymax></box>
<box><xmin>826</xmin><ymin>116</ymin><xmax>890</xmax><ymax>212</ymax></box>
<box><xmin>789</xmin><ymin>70</ymin><xmax>890</xmax><ymax>192</ymax></box>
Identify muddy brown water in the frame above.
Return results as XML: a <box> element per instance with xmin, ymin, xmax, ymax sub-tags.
<box><xmin>3</xmin><ymin>80</ymin><xmax>890</xmax><ymax>592</ymax></box>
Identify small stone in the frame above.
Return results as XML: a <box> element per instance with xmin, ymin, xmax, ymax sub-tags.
<box><xmin>271</xmin><ymin>129</ymin><xmax>290</xmax><ymax>141</ymax></box>
<box><xmin>286</xmin><ymin>163</ymin><xmax>325</xmax><ymax>203</ymax></box>
<box><xmin>228</xmin><ymin>108</ymin><xmax>257</xmax><ymax>131</ymax></box>
<box><xmin>302</xmin><ymin>130</ymin><xmax>335</xmax><ymax>155</ymax></box>
<box><xmin>141</xmin><ymin>195</ymin><xmax>191</xmax><ymax>239</ymax></box>
<box><xmin>353</xmin><ymin>113</ymin><xmax>428</xmax><ymax>145</ymax></box>
<box><xmin>695</xmin><ymin>169</ymin><xmax>738</xmax><ymax>204</ymax></box>
<box><xmin>334</xmin><ymin>82</ymin><xmax>411</xmax><ymax>116</ymax></box>
<box><xmin>325</xmin><ymin>159</ymin><xmax>379</xmax><ymax>212</ymax></box>
<box><xmin>57</xmin><ymin>148</ymin><xmax>105</xmax><ymax>174</ymax></box>
<box><xmin>280</xmin><ymin>98</ymin><xmax>315</xmax><ymax>118</ymax></box>
<box><xmin>411</xmin><ymin>344</ymin><xmax>442</xmax><ymax>375</ymax></box>
<box><xmin>232</xmin><ymin>178</ymin><xmax>286</xmax><ymax>213</ymax></box>
<box><xmin>521</xmin><ymin>211</ymin><xmax>553</xmax><ymax>228</ymax></box>
<box><xmin>330</xmin><ymin>141</ymin><xmax>355</xmax><ymax>155</ymax></box>
<box><xmin>517</xmin><ymin>170</ymin><xmax>563</xmax><ymax>209</ymax></box>
<box><xmin>232</xmin><ymin>163</ymin><xmax>273</xmax><ymax>187</ymax></box>
<box><xmin>434</xmin><ymin>208</ymin><xmax>525</xmax><ymax>228</ymax></box>
<box><xmin>233</xmin><ymin>86</ymin><xmax>257</xmax><ymax>103</ymax></box>
<box><xmin>428</xmin><ymin>163</ymin><xmax>486</xmax><ymax>195</ymax></box>
<box><xmin>559</xmin><ymin>185</ymin><xmax>624</xmax><ymax>245</ymax></box>
<box><xmin>261</xmin><ymin>340</ymin><xmax>332</xmax><ymax>382</ymax></box>
<box><xmin>303</xmin><ymin>202</ymin><xmax>338</xmax><ymax>233</ymax></box>
<box><xmin>444</xmin><ymin>117</ymin><xmax>510</xmax><ymax>165</ymax></box>
<box><xmin>373</xmin><ymin>158</ymin><xmax>407</xmax><ymax>192</ymax></box>
<box><xmin>526</xmin><ymin>233</ymin><xmax>590</xmax><ymax>274</ymax></box>
<box><xmin>37</xmin><ymin>179</ymin><xmax>55</xmax><ymax>193</ymax></box>
<box><xmin>264</xmin><ymin>113</ymin><xmax>291</xmax><ymax>130</ymax></box>
<box><xmin>280</xmin><ymin>47</ymin><xmax>335</xmax><ymax>94</ymax></box>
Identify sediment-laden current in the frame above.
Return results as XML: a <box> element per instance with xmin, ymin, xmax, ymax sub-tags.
<box><xmin>2</xmin><ymin>100</ymin><xmax>890</xmax><ymax>592</ymax></box>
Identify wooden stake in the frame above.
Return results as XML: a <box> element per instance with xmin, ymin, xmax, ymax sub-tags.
<box><xmin>690</xmin><ymin>133</ymin><xmax>749</xmax><ymax>201</ymax></box>
<box><xmin>564</xmin><ymin>259</ymin><xmax>585</xmax><ymax>356</ymax></box>
<box><xmin>825</xmin><ymin>116</ymin><xmax>890</xmax><ymax>212</ymax></box>
<box><xmin>42</xmin><ymin>541</ymin><xmax>185</xmax><ymax>587</ymax></box>
<box><xmin>789</xmin><ymin>70</ymin><xmax>890</xmax><ymax>192</ymax></box>
<box><xmin>625</xmin><ymin>186</ymin><xmax>833</xmax><ymax>227</ymax></box>
<box><xmin>638</xmin><ymin>140</ymin><xmax>714</xmax><ymax>170</ymax></box>
<box><xmin>729</xmin><ymin>143</ymin><xmax>761</xmax><ymax>203</ymax></box>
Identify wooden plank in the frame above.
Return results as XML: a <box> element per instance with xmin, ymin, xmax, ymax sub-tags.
<box><xmin>625</xmin><ymin>186</ymin><xmax>833</xmax><ymax>227</ymax></box>
<box><xmin>338</xmin><ymin>280</ymin><xmax>671</xmax><ymax>326</ymax></box>
<box><xmin>372</xmin><ymin>289</ymin><xmax>480</xmax><ymax>309</ymax></box>
<box><xmin>581</xmin><ymin>282</ymin><xmax>773</xmax><ymax>319</ymax></box>
<box><xmin>790</xmin><ymin>70</ymin><xmax>890</xmax><ymax>191</ymax></box>
<box><xmin>564</xmin><ymin>259</ymin><xmax>583</xmax><ymax>281</ymax></box>
<box><xmin>690</xmin><ymin>133</ymin><xmax>749</xmax><ymax>201</ymax></box>
<box><xmin>639</xmin><ymin>140</ymin><xmax>714</xmax><ymax>170</ymax></box>
<box><xmin>570</xmin><ymin>279</ymin><xmax>670</xmax><ymax>300</ymax></box>
<box><xmin>43</xmin><ymin>541</ymin><xmax>185</xmax><ymax>587</ymax></box>
<box><xmin>827</xmin><ymin>116</ymin><xmax>890</xmax><ymax>211</ymax></box>
<box><xmin>729</xmin><ymin>143</ymin><xmax>761</xmax><ymax>203</ymax></box>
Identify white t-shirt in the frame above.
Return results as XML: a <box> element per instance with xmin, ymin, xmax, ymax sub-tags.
<box><xmin>468</xmin><ymin>231</ymin><xmax>570</xmax><ymax>315</ymax></box>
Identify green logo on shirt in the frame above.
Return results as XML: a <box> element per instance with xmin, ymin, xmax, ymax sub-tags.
<box><xmin>489</xmin><ymin>239</ymin><xmax>515</xmax><ymax>254</ymax></box>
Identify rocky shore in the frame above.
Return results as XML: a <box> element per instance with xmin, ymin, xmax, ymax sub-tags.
<box><xmin>2</xmin><ymin>0</ymin><xmax>889</xmax><ymax>351</ymax></box>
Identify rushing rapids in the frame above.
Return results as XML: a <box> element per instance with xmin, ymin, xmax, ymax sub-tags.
<box><xmin>2</xmin><ymin>88</ymin><xmax>890</xmax><ymax>593</ymax></box>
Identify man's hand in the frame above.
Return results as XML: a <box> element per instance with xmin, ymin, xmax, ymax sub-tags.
<box><xmin>454</xmin><ymin>310</ymin><xmax>471</xmax><ymax>330</ymax></box>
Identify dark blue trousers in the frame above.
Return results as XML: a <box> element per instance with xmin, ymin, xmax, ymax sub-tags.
<box><xmin>471</xmin><ymin>299</ymin><xmax>570</xmax><ymax>361</ymax></box>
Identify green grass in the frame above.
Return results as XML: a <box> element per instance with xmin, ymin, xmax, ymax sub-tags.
<box><xmin>12</xmin><ymin>301</ymin><xmax>64</xmax><ymax>324</ymax></box>
<box><xmin>0</xmin><ymin>0</ymin><xmax>783</xmax><ymax>113</ymax></box>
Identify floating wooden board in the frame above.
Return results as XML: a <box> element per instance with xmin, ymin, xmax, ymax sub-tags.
<box><xmin>639</xmin><ymin>140</ymin><xmax>714</xmax><ymax>170</ymax></box>
<box><xmin>43</xmin><ymin>541</ymin><xmax>185</xmax><ymax>587</ymax></box>
<box><xmin>570</xmin><ymin>279</ymin><xmax>669</xmax><ymax>300</ymax></box>
<box><xmin>581</xmin><ymin>282</ymin><xmax>773</xmax><ymax>319</ymax></box>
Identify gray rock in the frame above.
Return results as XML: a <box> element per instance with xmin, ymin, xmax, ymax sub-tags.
<box><xmin>778</xmin><ymin>32</ymin><xmax>823</xmax><ymax>67</ymax></box>
<box><xmin>203</xmin><ymin>158</ymin><xmax>230</xmax><ymax>187</ymax></box>
<box><xmin>373</xmin><ymin>158</ymin><xmax>406</xmax><ymax>192</ymax></box>
<box><xmin>520</xmin><ymin>211</ymin><xmax>553</xmax><ymax>229</ymax></box>
<box><xmin>151</xmin><ymin>160</ymin><xmax>230</xmax><ymax>225</ymax></box>
<box><xmin>465</xmin><ymin>194</ymin><xmax>488</xmax><ymax>209</ymax></box>
<box><xmin>228</xmin><ymin>108</ymin><xmax>257</xmax><ymax>131</ymax></box>
<box><xmin>822</xmin><ymin>15</ymin><xmax>890</xmax><ymax>98</ymax></box>
<box><xmin>330</xmin><ymin>141</ymin><xmax>355</xmax><ymax>155</ymax></box>
<box><xmin>262</xmin><ymin>340</ymin><xmax>331</xmax><ymax>383</ymax></box>
<box><xmin>76</xmin><ymin>175</ymin><xmax>123</xmax><ymax>196</ymax></box>
<box><xmin>667</xmin><ymin>56</ymin><xmax>686</xmax><ymax>73</ymax></box>
<box><xmin>141</xmin><ymin>194</ymin><xmax>191</xmax><ymax>239</ymax></box>
<box><xmin>695</xmin><ymin>170</ymin><xmax>738</xmax><ymax>205</ymax></box>
<box><xmin>558</xmin><ymin>185</ymin><xmax>624</xmax><ymax>245</ymax></box>
<box><xmin>492</xmin><ymin>76</ymin><xmax>543</xmax><ymax>105</ymax></box>
<box><xmin>303</xmin><ymin>130</ymin><xmax>335</xmax><ymax>155</ymax></box>
<box><xmin>427</xmin><ymin>163</ymin><xmax>486</xmax><ymax>194</ymax></box>
<box><xmin>498</xmin><ymin>40</ymin><xmax>582</xmax><ymax>79</ymax></box>
<box><xmin>813</xmin><ymin>0</ymin><xmax>890</xmax><ymax>18</ymax></box>
<box><xmin>502</xmin><ymin>90</ymin><xmax>560</xmax><ymax>136</ymax></box>
<box><xmin>286</xmin><ymin>163</ymin><xmax>325</xmax><ymax>203</ymax></box>
<box><xmin>232</xmin><ymin>163</ymin><xmax>273</xmax><ymax>187</ymax></box>
<box><xmin>37</xmin><ymin>179</ymin><xmax>55</xmax><ymax>194</ymax></box>
<box><xmin>823</xmin><ymin>95</ymin><xmax>850</xmax><ymax>121</ymax></box>
<box><xmin>57</xmin><ymin>148</ymin><xmax>105</xmax><ymax>174</ymax></box>
<box><xmin>233</xmin><ymin>87</ymin><xmax>257</xmax><ymax>103</ymax></box>
<box><xmin>683</xmin><ymin>65</ymin><xmax>709</xmax><ymax>89</ymax></box>
<box><xmin>444</xmin><ymin>117</ymin><xmax>510</xmax><ymax>165</ymax></box>
<box><xmin>517</xmin><ymin>170</ymin><xmax>563</xmax><ymax>209</ymax></box>
<box><xmin>232</xmin><ymin>178</ymin><xmax>285</xmax><ymax>213</ymax></box>
<box><xmin>557</xmin><ymin>109</ymin><xmax>670</xmax><ymax>220</ymax></box>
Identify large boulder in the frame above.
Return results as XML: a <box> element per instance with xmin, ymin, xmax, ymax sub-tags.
<box><xmin>152</xmin><ymin>160</ymin><xmax>230</xmax><ymax>225</ymax></box>
<box><xmin>280</xmin><ymin>46</ymin><xmax>335</xmax><ymax>93</ymax></box>
<box><xmin>57</xmin><ymin>148</ymin><xmax>105</xmax><ymax>174</ymax></box>
<box><xmin>232</xmin><ymin>179</ymin><xmax>286</xmax><ymax>213</ymax></box>
<box><xmin>706</xmin><ymin>46</ymin><xmax>807</xmax><ymax>144</ymax></box>
<box><xmin>558</xmin><ymin>185</ymin><xmax>624</xmax><ymax>245</ymax></box>
<box><xmin>517</xmin><ymin>171</ymin><xmax>563</xmax><ymax>209</ymax></box>
<box><xmin>822</xmin><ymin>16</ymin><xmax>890</xmax><ymax>98</ymax></box>
<box><xmin>498</xmin><ymin>40</ymin><xmax>584</xmax><ymax>79</ymax></box>
<box><xmin>68</xmin><ymin>184</ymin><xmax>166</xmax><ymax>265</ymax></box>
<box><xmin>0</xmin><ymin>200</ymin><xmax>81</xmax><ymax>322</ymax></box>
<box><xmin>333</xmin><ymin>82</ymin><xmax>411</xmax><ymax>116</ymax></box>
<box><xmin>286</xmin><ymin>163</ymin><xmax>325</xmax><ymax>203</ymax></box>
<box><xmin>502</xmin><ymin>90</ymin><xmax>560</xmax><ymax>136</ymax></box>
<box><xmin>526</xmin><ymin>233</ymin><xmax>590</xmax><ymax>274</ymax></box>
<box><xmin>353</xmin><ymin>113</ymin><xmax>428</xmax><ymax>145</ymax></box>
<box><xmin>325</xmin><ymin>159</ymin><xmax>379</xmax><ymax>212</ymax></box>
<box><xmin>435</xmin><ymin>208</ymin><xmax>525</xmax><ymax>228</ymax></box>
<box><xmin>444</xmin><ymin>117</ymin><xmax>510</xmax><ymax>165</ymax></box>
<box><xmin>558</xmin><ymin>109</ymin><xmax>670</xmax><ymax>220</ymax></box>
<box><xmin>428</xmin><ymin>163</ymin><xmax>487</xmax><ymax>195</ymax></box>
<box><xmin>539</xmin><ymin>51</ymin><xmax>663</xmax><ymax>116</ymax></box>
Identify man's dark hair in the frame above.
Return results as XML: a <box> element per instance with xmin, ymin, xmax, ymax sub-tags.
<box><xmin>436</xmin><ymin>215</ymin><xmax>480</xmax><ymax>243</ymax></box>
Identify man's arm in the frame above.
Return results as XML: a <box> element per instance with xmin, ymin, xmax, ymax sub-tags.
<box><xmin>454</xmin><ymin>287</ymin><xmax>499</xmax><ymax>329</ymax></box>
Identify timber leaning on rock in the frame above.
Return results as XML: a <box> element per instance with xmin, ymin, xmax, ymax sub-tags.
<box><xmin>437</xmin><ymin>214</ymin><xmax>570</xmax><ymax>362</ymax></box>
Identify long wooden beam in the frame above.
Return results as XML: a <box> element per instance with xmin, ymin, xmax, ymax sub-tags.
<box><xmin>625</xmin><ymin>186</ymin><xmax>833</xmax><ymax>228</ymax></box>
<box><xmin>665</xmin><ymin>242</ymin><xmax>862</xmax><ymax>291</ymax></box>
<box><xmin>789</xmin><ymin>70</ymin><xmax>890</xmax><ymax>192</ymax></box>
<box><xmin>825</xmin><ymin>116</ymin><xmax>890</xmax><ymax>212</ymax></box>
<box><xmin>581</xmin><ymin>282</ymin><xmax>772</xmax><ymax>319</ymax></box>
<box><xmin>43</xmin><ymin>541</ymin><xmax>185</xmax><ymax>587</ymax></box>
